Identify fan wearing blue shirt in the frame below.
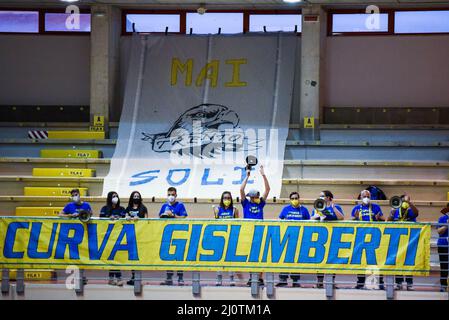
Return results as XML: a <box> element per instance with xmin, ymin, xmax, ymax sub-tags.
<box><xmin>59</xmin><ymin>188</ymin><xmax>92</xmax><ymax>218</ymax></box>
<box><xmin>311</xmin><ymin>190</ymin><xmax>344</xmax><ymax>222</ymax></box>
<box><xmin>437</xmin><ymin>204</ymin><xmax>449</xmax><ymax>292</ymax></box>
<box><xmin>240</xmin><ymin>165</ymin><xmax>270</xmax><ymax>221</ymax></box>
<box><xmin>213</xmin><ymin>191</ymin><xmax>242</xmax><ymax>287</ymax></box>
<box><xmin>159</xmin><ymin>187</ymin><xmax>188</xmax><ymax>286</ymax></box>
<box><xmin>352</xmin><ymin>190</ymin><xmax>385</xmax><ymax>290</ymax></box>
<box><xmin>240</xmin><ymin>165</ymin><xmax>270</xmax><ymax>287</ymax></box>
<box><xmin>311</xmin><ymin>190</ymin><xmax>344</xmax><ymax>288</ymax></box>
<box><xmin>276</xmin><ymin>192</ymin><xmax>310</xmax><ymax>288</ymax></box>
<box><xmin>388</xmin><ymin>194</ymin><xmax>419</xmax><ymax>290</ymax></box>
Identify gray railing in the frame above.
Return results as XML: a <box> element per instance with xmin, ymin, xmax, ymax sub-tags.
<box><xmin>1</xmin><ymin>222</ymin><xmax>448</xmax><ymax>300</ymax></box>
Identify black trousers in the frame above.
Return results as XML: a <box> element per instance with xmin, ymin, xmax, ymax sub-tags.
<box><xmin>109</xmin><ymin>270</ymin><xmax>122</xmax><ymax>278</ymax></box>
<box><xmin>317</xmin><ymin>274</ymin><xmax>335</xmax><ymax>284</ymax></box>
<box><xmin>395</xmin><ymin>275</ymin><xmax>413</xmax><ymax>285</ymax></box>
<box><xmin>438</xmin><ymin>245</ymin><xmax>448</xmax><ymax>288</ymax></box>
<box><xmin>167</xmin><ymin>270</ymin><xmax>184</xmax><ymax>280</ymax></box>
<box><xmin>279</xmin><ymin>273</ymin><xmax>300</xmax><ymax>282</ymax></box>
<box><xmin>357</xmin><ymin>275</ymin><xmax>384</xmax><ymax>285</ymax></box>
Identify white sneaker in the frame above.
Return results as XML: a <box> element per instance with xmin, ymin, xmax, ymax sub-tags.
<box><xmin>230</xmin><ymin>280</ymin><xmax>236</xmax><ymax>287</ymax></box>
<box><xmin>108</xmin><ymin>278</ymin><xmax>117</xmax><ymax>286</ymax></box>
<box><xmin>215</xmin><ymin>281</ymin><xmax>222</xmax><ymax>286</ymax></box>
<box><xmin>116</xmin><ymin>278</ymin><xmax>124</xmax><ymax>287</ymax></box>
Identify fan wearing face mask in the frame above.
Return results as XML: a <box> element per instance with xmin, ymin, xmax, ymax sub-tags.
<box><xmin>125</xmin><ymin>191</ymin><xmax>148</xmax><ymax>286</ymax></box>
<box><xmin>388</xmin><ymin>193</ymin><xmax>419</xmax><ymax>291</ymax></box>
<box><xmin>240</xmin><ymin>165</ymin><xmax>270</xmax><ymax>287</ymax></box>
<box><xmin>159</xmin><ymin>187</ymin><xmax>188</xmax><ymax>286</ymax></box>
<box><xmin>100</xmin><ymin>191</ymin><xmax>126</xmax><ymax>286</ymax></box>
<box><xmin>125</xmin><ymin>191</ymin><xmax>148</xmax><ymax>220</ymax></box>
<box><xmin>352</xmin><ymin>190</ymin><xmax>384</xmax><ymax>222</ymax></box>
<box><xmin>59</xmin><ymin>188</ymin><xmax>92</xmax><ymax>218</ymax></box>
<box><xmin>276</xmin><ymin>192</ymin><xmax>310</xmax><ymax>288</ymax></box>
<box><xmin>351</xmin><ymin>190</ymin><xmax>385</xmax><ymax>290</ymax></box>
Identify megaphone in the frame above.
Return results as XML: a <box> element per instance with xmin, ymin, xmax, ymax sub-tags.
<box><xmin>313</xmin><ymin>198</ymin><xmax>326</xmax><ymax>212</ymax></box>
<box><xmin>389</xmin><ymin>196</ymin><xmax>402</xmax><ymax>209</ymax></box>
<box><xmin>245</xmin><ymin>155</ymin><xmax>258</xmax><ymax>171</ymax></box>
<box><xmin>78</xmin><ymin>210</ymin><xmax>92</xmax><ymax>223</ymax></box>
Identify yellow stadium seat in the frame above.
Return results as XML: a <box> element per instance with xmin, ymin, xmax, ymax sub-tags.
<box><xmin>24</xmin><ymin>187</ymin><xmax>88</xmax><ymax>196</ymax></box>
<box><xmin>15</xmin><ymin>207</ymin><xmax>63</xmax><ymax>217</ymax></box>
<box><xmin>0</xmin><ymin>270</ymin><xmax>55</xmax><ymax>281</ymax></box>
<box><xmin>40</xmin><ymin>149</ymin><xmax>102</xmax><ymax>158</ymax></box>
<box><xmin>32</xmin><ymin>168</ymin><xmax>95</xmax><ymax>177</ymax></box>
<box><xmin>47</xmin><ymin>131</ymin><xmax>105</xmax><ymax>140</ymax></box>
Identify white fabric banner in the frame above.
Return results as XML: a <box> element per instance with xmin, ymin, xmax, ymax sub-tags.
<box><xmin>104</xmin><ymin>33</ymin><xmax>298</xmax><ymax>199</ymax></box>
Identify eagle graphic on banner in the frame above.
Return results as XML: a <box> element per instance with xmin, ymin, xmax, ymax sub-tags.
<box><xmin>141</xmin><ymin>103</ymin><xmax>260</xmax><ymax>158</ymax></box>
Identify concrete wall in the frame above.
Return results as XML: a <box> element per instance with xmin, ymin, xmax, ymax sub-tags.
<box><xmin>0</xmin><ymin>35</ymin><xmax>90</xmax><ymax>106</ymax></box>
<box><xmin>324</xmin><ymin>35</ymin><xmax>449</xmax><ymax>108</ymax></box>
<box><xmin>2</xmin><ymin>34</ymin><xmax>449</xmax><ymax>118</ymax></box>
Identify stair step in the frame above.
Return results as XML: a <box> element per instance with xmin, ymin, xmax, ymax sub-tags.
<box><xmin>23</xmin><ymin>187</ymin><xmax>88</xmax><ymax>196</ymax></box>
<box><xmin>40</xmin><ymin>149</ymin><xmax>102</xmax><ymax>159</ymax></box>
<box><xmin>32</xmin><ymin>168</ymin><xmax>95</xmax><ymax>177</ymax></box>
<box><xmin>15</xmin><ymin>206</ymin><xmax>63</xmax><ymax>216</ymax></box>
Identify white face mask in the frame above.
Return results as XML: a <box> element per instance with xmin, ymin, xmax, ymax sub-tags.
<box><xmin>362</xmin><ymin>197</ymin><xmax>370</xmax><ymax>205</ymax></box>
<box><xmin>112</xmin><ymin>197</ymin><xmax>119</xmax><ymax>205</ymax></box>
<box><xmin>72</xmin><ymin>195</ymin><xmax>80</xmax><ymax>203</ymax></box>
<box><xmin>168</xmin><ymin>195</ymin><xmax>176</xmax><ymax>203</ymax></box>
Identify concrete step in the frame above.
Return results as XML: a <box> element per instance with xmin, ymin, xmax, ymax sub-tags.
<box><xmin>46</xmin><ymin>131</ymin><xmax>105</xmax><ymax>140</ymax></box>
<box><xmin>2</xmin><ymin>158</ymin><xmax>447</xmax><ymax>180</ymax></box>
<box><xmin>23</xmin><ymin>187</ymin><xmax>88</xmax><ymax>196</ymax></box>
<box><xmin>1</xmin><ymin>175</ymin><xmax>448</xmax><ymax>201</ymax></box>
<box><xmin>2</xmin><ymin>139</ymin><xmax>449</xmax><ymax>160</ymax></box>
<box><xmin>32</xmin><ymin>168</ymin><xmax>96</xmax><ymax>177</ymax></box>
<box><xmin>15</xmin><ymin>206</ymin><xmax>63</xmax><ymax>216</ymax></box>
<box><xmin>0</xmin><ymin>139</ymin><xmax>116</xmax><ymax>158</ymax></box>
<box><xmin>41</xmin><ymin>149</ymin><xmax>102</xmax><ymax>159</ymax></box>
<box><xmin>0</xmin><ymin>158</ymin><xmax>110</xmax><ymax>176</ymax></box>
<box><xmin>284</xmin><ymin>160</ymin><xmax>449</xmax><ymax>180</ymax></box>
<box><xmin>1</xmin><ymin>158</ymin><xmax>447</xmax><ymax>179</ymax></box>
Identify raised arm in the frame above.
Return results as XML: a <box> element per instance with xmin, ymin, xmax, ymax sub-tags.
<box><xmin>240</xmin><ymin>169</ymin><xmax>250</xmax><ymax>200</ymax></box>
<box><xmin>260</xmin><ymin>165</ymin><xmax>270</xmax><ymax>201</ymax></box>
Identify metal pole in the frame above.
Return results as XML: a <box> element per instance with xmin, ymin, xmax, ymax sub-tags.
<box><xmin>1</xmin><ymin>269</ymin><xmax>10</xmax><ymax>294</ymax></box>
<box><xmin>192</xmin><ymin>271</ymin><xmax>201</xmax><ymax>296</ymax></box>
<box><xmin>16</xmin><ymin>269</ymin><xmax>24</xmax><ymax>295</ymax></box>
<box><xmin>134</xmin><ymin>271</ymin><xmax>142</xmax><ymax>295</ymax></box>
<box><xmin>266</xmin><ymin>272</ymin><xmax>275</xmax><ymax>298</ymax></box>
<box><xmin>75</xmin><ymin>269</ymin><xmax>84</xmax><ymax>296</ymax></box>
<box><xmin>250</xmin><ymin>272</ymin><xmax>259</xmax><ymax>297</ymax></box>
<box><xmin>385</xmin><ymin>275</ymin><xmax>395</xmax><ymax>300</ymax></box>
<box><xmin>324</xmin><ymin>274</ymin><xmax>334</xmax><ymax>298</ymax></box>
